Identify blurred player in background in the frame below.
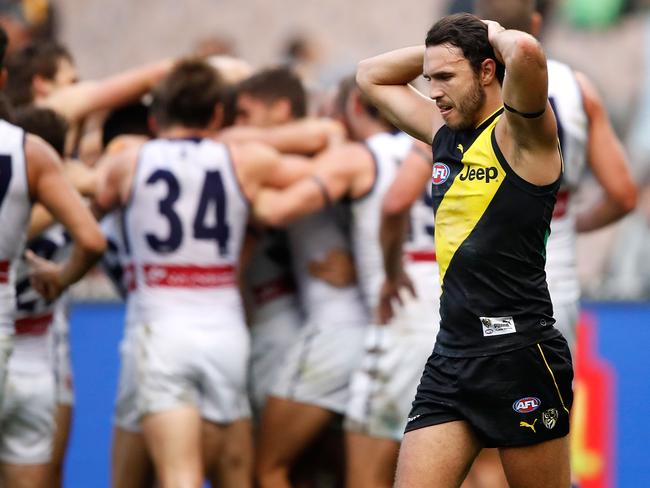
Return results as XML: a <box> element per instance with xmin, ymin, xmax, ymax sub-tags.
<box><xmin>0</xmin><ymin>26</ymin><xmax>105</xmax><ymax>488</ymax></box>
<box><xmin>94</xmin><ymin>59</ymin><xmax>296</xmax><ymax>488</ymax></box>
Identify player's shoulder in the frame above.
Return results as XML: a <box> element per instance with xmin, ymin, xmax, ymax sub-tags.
<box><xmin>228</xmin><ymin>140</ymin><xmax>280</xmax><ymax>170</ymax></box>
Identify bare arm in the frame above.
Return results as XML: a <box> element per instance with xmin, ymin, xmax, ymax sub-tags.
<box><xmin>486</xmin><ymin>21</ymin><xmax>560</xmax><ymax>184</ymax></box>
<box><xmin>357</xmin><ymin>46</ymin><xmax>439</xmax><ymax>143</ymax></box>
<box><xmin>252</xmin><ymin>143</ymin><xmax>371</xmax><ymax>227</ymax></box>
<box><xmin>383</xmin><ymin>139</ymin><xmax>432</xmax><ymax>215</ymax></box>
<box><xmin>93</xmin><ymin>145</ymin><xmax>141</xmax><ymax>217</ymax></box>
<box><xmin>25</xmin><ymin>135</ymin><xmax>106</xmax><ymax>299</ymax></box>
<box><xmin>219</xmin><ymin>118</ymin><xmax>346</xmax><ymax>155</ymax></box>
<box><xmin>573</xmin><ymin>72</ymin><xmax>637</xmax><ymax>232</ymax></box>
<box><xmin>40</xmin><ymin>59</ymin><xmax>172</xmax><ymax>124</ymax></box>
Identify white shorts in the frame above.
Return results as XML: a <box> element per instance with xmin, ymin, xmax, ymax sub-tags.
<box><xmin>345</xmin><ymin>290</ymin><xmax>439</xmax><ymax>441</ymax></box>
<box><xmin>0</xmin><ymin>370</ymin><xmax>56</xmax><ymax>464</ymax></box>
<box><xmin>552</xmin><ymin>300</ymin><xmax>579</xmax><ymax>352</ymax></box>
<box><xmin>271</xmin><ymin>322</ymin><xmax>366</xmax><ymax>414</ymax></box>
<box><xmin>135</xmin><ymin>322</ymin><xmax>251</xmax><ymax>425</ymax></box>
<box><xmin>113</xmin><ymin>326</ymin><xmax>140</xmax><ymax>432</ymax></box>
<box><xmin>52</xmin><ymin>312</ymin><xmax>74</xmax><ymax>406</ymax></box>
<box><xmin>249</xmin><ymin>310</ymin><xmax>302</xmax><ymax>415</ymax></box>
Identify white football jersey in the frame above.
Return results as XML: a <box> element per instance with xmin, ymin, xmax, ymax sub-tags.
<box><xmin>546</xmin><ymin>59</ymin><xmax>589</xmax><ymax>306</ymax></box>
<box><xmin>0</xmin><ymin>121</ymin><xmax>32</xmax><ymax>335</ymax></box>
<box><xmin>288</xmin><ymin>206</ymin><xmax>366</xmax><ymax>327</ymax></box>
<box><xmin>350</xmin><ymin>132</ymin><xmax>406</xmax><ymax>311</ymax></box>
<box><xmin>13</xmin><ymin>225</ymin><xmax>70</xmax><ymax>372</ymax></box>
<box><xmin>125</xmin><ymin>138</ymin><xmax>248</xmax><ymax>327</ymax></box>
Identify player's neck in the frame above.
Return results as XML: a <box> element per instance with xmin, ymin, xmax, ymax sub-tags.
<box><xmin>474</xmin><ymin>86</ymin><xmax>503</xmax><ymax>128</ymax></box>
<box><xmin>158</xmin><ymin>126</ymin><xmax>215</xmax><ymax>140</ymax></box>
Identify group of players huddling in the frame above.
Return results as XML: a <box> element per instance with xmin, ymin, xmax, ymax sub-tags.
<box><xmin>0</xmin><ymin>1</ymin><xmax>637</xmax><ymax>487</ymax></box>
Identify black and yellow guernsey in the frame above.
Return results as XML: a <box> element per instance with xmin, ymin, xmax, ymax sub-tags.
<box><xmin>431</xmin><ymin>107</ymin><xmax>561</xmax><ymax>357</ymax></box>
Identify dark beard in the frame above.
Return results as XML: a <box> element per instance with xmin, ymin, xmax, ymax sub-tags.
<box><xmin>448</xmin><ymin>80</ymin><xmax>486</xmax><ymax>131</ymax></box>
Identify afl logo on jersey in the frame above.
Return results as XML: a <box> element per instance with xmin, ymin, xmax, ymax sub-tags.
<box><xmin>431</xmin><ymin>162</ymin><xmax>450</xmax><ymax>185</ymax></box>
<box><xmin>512</xmin><ymin>397</ymin><xmax>541</xmax><ymax>414</ymax></box>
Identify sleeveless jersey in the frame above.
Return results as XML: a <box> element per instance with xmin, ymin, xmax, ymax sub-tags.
<box><xmin>350</xmin><ymin>132</ymin><xmax>407</xmax><ymax>311</ymax></box>
<box><xmin>244</xmin><ymin>229</ymin><xmax>302</xmax><ymax>324</ymax></box>
<box><xmin>125</xmin><ymin>138</ymin><xmax>248</xmax><ymax>327</ymax></box>
<box><xmin>431</xmin><ymin>108</ymin><xmax>560</xmax><ymax>357</ymax></box>
<box><xmin>546</xmin><ymin>59</ymin><xmax>588</xmax><ymax>306</ymax></box>
<box><xmin>13</xmin><ymin>225</ymin><xmax>70</xmax><ymax>372</ymax></box>
<box><xmin>287</xmin><ymin>206</ymin><xmax>366</xmax><ymax>327</ymax></box>
<box><xmin>0</xmin><ymin>121</ymin><xmax>31</xmax><ymax>335</ymax></box>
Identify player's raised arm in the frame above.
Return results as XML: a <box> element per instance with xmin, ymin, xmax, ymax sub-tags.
<box><xmin>252</xmin><ymin>143</ymin><xmax>369</xmax><ymax>227</ymax></box>
<box><xmin>485</xmin><ymin>20</ymin><xmax>556</xmax><ymax>149</ymax></box>
<box><xmin>574</xmin><ymin>71</ymin><xmax>637</xmax><ymax>231</ymax></box>
<box><xmin>357</xmin><ymin>47</ymin><xmax>438</xmax><ymax>144</ymax></box>
<box><xmin>43</xmin><ymin>59</ymin><xmax>172</xmax><ymax>124</ymax></box>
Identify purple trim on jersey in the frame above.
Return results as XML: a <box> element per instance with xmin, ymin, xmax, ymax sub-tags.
<box><xmin>351</xmin><ymin>143</ymin><xmax>378</xmax><ymax>202</ymax></box>
<box><xmin>223</xmin><ymin>143</ymin><xmax>251</xmax><ymax>208</ymax></box>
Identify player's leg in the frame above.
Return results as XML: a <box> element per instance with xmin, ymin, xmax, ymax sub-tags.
<box><xmin>460</xmin><ymin>448</ymin><xmax>508</xmax><ymax>488</ymax></box>
<box><xmin>0</xmin><ymin>371</ymin><xmax>56</xmax><ymax>488</ymax></box>
<box><xmin>203</xmin><ymin>418</ymin><xmax>253</xmax><ymax>488</ymax></box>
<box><xmin>111</xmin><ymin>427</ymin><xmax>154</xmax><ymax>488</ymax></box>
<box><xmin>1</xmin><ymin>464</ymin><xmax>52</xmax><ymax>488</ymax></box>
<box><xmin>255</xmin><ymin>396</ymin><xmax>336</xmax><ymax>488</ymax></box>
<box><xmin>346</xmin><ymin>432</ymin><xmax>399</xmax><ymax>488</ymax></box>
<box><xmin>395</xmin><ymin>421</ymin><xmax>482</xmax><ymax>488</ymax></box>
<box><xmin>49</xmin><ymin>404</ymin><xmax>72</xmax><ymax>488</ymax></box>
<box><xmin>141</xmin><ymin>407</ymin><xmax>203</xmax><ymax>488</ymax></box>
<box><xmin>499</xmin><ymin>435</ymin><xmax>571</xmax><ymax>488</ymax></box>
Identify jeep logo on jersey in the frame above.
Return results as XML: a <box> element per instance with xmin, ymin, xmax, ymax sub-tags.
<box><xmin>431</xmin><ymin>162</ymin><xmax>450</xmax><ymax>185</ymax></box>
<box><xmin>512</xmin><ymin>397</ymin><xmax>541</xmax><ymax>414</ymax></box>
<box><xmin>458</xmin><ymin>165</ymin><xmax>498</xmax><ymax>183</ymax></box>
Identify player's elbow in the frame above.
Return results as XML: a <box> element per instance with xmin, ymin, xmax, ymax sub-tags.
<box><xmin>382</xmin><ymin>193</ymin><xmax>408</xmax><ymax>217</ymax></box>
<box><xmin>509</xmin><ymin>35</ymin><xmax>545</xmax><ymax>69</ymax></box>
<box><xmin>79</xmin><ymin>226</ymin><xmax>107</xmax><ymax>258</ymax></box>
<box><xmin>616</xmin><ymin>181</ymin><xmax>638</xmax><ymax>214</ymax></box>
<box><xmin>356</xmin><ymin>59</ymin><xmax>375</xmax><ymax>92</ymax></box>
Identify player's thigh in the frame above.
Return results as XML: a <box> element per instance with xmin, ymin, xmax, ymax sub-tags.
<box><xmin>499</xmin><ymin>435</ymin><xmax>570</xmax><ymax>488</ymax></box>
<box><xmin>1</xmin><ymin>463</ymin><xmax>52</xmax><ymax>488</ymax></box>
<box><xmin>395</xmin><ymin>421</ymin><xmax>482</xmax><ymax>488</ymax></box>
<box><xmin>256</xmin><ymin>396</ymin><xmax>336</xmax><ymax>469</ymax></box>
<box><xmin>345</xmin><ymin>431</ymin><xmax>399</xmax><ymax>488</ymax></box>
<box><xmin>111</xmin><ymin>427</ymin><xmax>153</xmax><ymax>488</ymax></box>
<box><xmin>50</xmin><ymin>404</ymin><xmax>72</xmax><ymax>470</ymax></box>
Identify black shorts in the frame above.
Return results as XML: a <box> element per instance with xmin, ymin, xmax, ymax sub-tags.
<box><xmin>405</xmin><ymin>335</ymin><xmax>573</xmax><ymax>448</ymax></box>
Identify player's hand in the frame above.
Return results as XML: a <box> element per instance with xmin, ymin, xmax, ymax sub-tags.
<box><xmin>376</xmin><ymin>271</ymin><xmax>416</xmax><ymax>325</ymax></box>
<box><xmin>25</xmin><ymin>250</ymin><xmax>65</xmax><ymax>302</ymax></box>
<box><xmin>308</xmin><ymin>248</ymin><xmax>357</xmax><ymax>287</ymax></box>
<box><xmin>482</xmin><ymin>20</ymin><xmax>506</xmax><ymax>63</ymax></box>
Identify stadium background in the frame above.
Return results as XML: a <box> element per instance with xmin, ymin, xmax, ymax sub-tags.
<box><xmin>3</xmin><ymin>0</ymin><xmax>650</xmax><ymax>486</ymax></box>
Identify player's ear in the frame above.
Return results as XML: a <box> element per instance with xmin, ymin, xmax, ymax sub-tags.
<box><xmin>147</xmin><ymin>115</ymin><xmax>159</xmax><ymax>137</ymax></box>
<box><xmin>480</xmin><ymin>58</ymin><xmax>497</xmax><ymax>86</ymax></box>
<box><xmin>0</xmin><ymin>68</ymin><xmax>7</xmax><ymax>91</ymax></box>
<box><xmin>32</xmin><ymin>74</ymin><xmax>53</xmax><ymax>98</ymax></box>
<box><xmin>209</xmin><ymin>103</ymin><xmax>224</xmax><ymax>131</ymax></box>
<box><xmin>531</xmin><ymin>12</ymin><xmax>543</xmax><ymax>38</ymax></box>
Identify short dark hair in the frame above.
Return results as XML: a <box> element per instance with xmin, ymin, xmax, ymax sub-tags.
<box><xmin>102</xmin><ymin>102</ymin><xmax>152</xmax><ymax>148</ymax></box>
<box><xmin>335</xmin><ymin>75</ymin><xmax>380</xmax><ymax>120</ymax></box>
<box><xmin>237</xmin><ymin>67</ymin><xmax>307</xmax><ymax>119</ymax></box>
<box><xmin>0</xmin><ymin>25</ymin><xmax>8</xmax><ymax>70</ymax></box>
<box><xmin>425</xmin><ymin>13</ymin><xmax>505</xmax><ymax>84</ymax></box>
<box><xmin>150</xmin><ymin>59</ymin><xmax>226</xmax><ymax>130</ymax></box>
<box><xmin>14</xmin><ymin>106</ymin><xmax>68</xmax><ymax>157</ymax></box>
<box><xmin>5</xmin><ymin>40</ymin><xmax>73</xmax><ymax>106</ymax></box>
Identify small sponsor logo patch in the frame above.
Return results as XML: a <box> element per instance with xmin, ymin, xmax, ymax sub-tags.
<box><xmin>519</xmin><ymin>419</ymin><xmax>537</xmax><ymax>433</ymax></box>
<box><xmin>480</xmin><ymin>316</ymin><xmax>516</xmax><ymax>336</ymax></box>
<box><xmin>513</xmin><ymin>397</ymin><xmax>541</xmax><ymax>413</ymax></box>
<box><xmin>431</xmin><ymin>162</ymin><xmax>450</xmax><ymax>185</ymax></box>
<box><xmin>542</xmin><ymin>408</ymin><xmax>559</xmax><ymax>429</ymax></box>
<box><xmin>407</xmin><ymin>414</ymin><xmax>422</xmax><ymax>423</ymax></box>
<box><xmin>458</xmin><ymin>165</ymin><xmax>498</xmax><ymax>183</ymax></box>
